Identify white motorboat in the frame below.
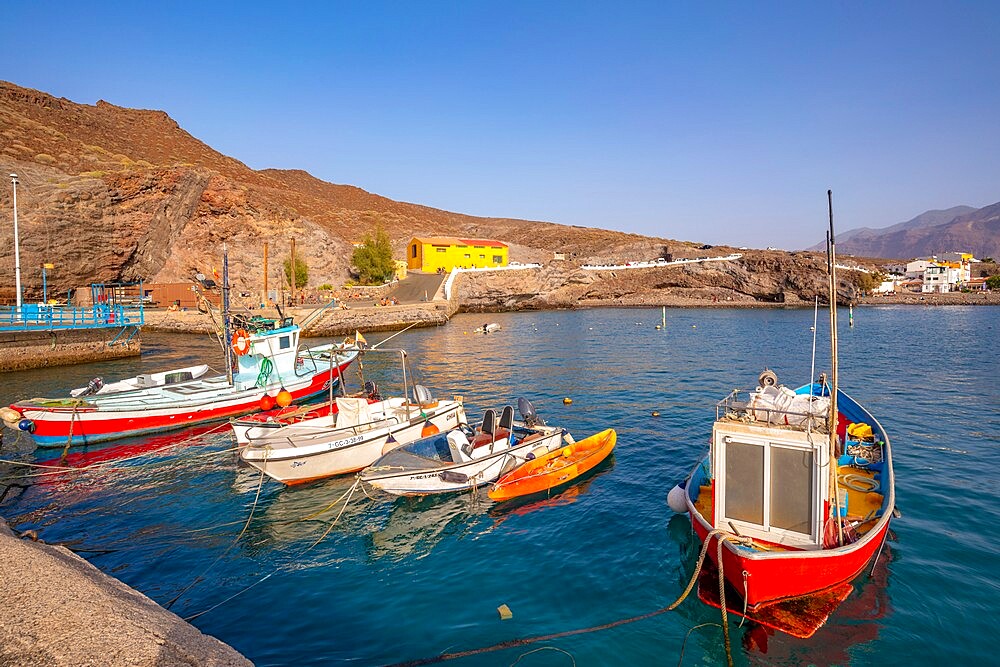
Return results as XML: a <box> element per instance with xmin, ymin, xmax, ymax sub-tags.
<box><xmin>360</xmin><ymin>400</ymin><xmax>570</xmax><ymax>496</ymax></box>
<box><xmin>237</xmin><ymin>347</ymin><xmax>467</xmax><ymax>485</ymax></box>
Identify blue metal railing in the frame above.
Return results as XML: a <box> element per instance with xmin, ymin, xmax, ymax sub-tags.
<box><xmin>0</xmin><ymin>303</ymin><xmax>145</xmax><ymax>332</ymax></box>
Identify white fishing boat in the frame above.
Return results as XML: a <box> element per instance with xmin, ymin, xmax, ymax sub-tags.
<box><xmin>237</xmin><ymin>346</ymin><xmax>467</xmax><ymax>484</ymax></box>
<box><xmin>360</xmin><ymin>400</ymin><xmax>570</xmax><ymax>496</ymax></box>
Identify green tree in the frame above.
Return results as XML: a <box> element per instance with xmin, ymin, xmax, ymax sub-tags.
<box><xmin>848</xmin><ymin>269</ymin><xmax>881</xmax><ymax>294</ymax></box>
<box><xmin>986</xmin><ymin>274</ymin><xmax>1000</xmax><ymax>290</ymax></box>
<box><xmin>352</xmin><ymin>226</ymin><xmax>396</xmax><ymax>285</ymax></box>
<box><xmin>283</xmin><ymin>255</ymin><xmax>309</xmax><ymax>289</ymax></box>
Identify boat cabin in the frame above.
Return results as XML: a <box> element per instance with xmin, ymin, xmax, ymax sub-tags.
<box><xmin>233</xmin><ymin>324</ymin><xmax>301</xmax><ymax>390</ymax></box>
<box><xmin>707</xmin><ymin>386</ymin><xmax>832</xmax><ymax>550</ymax></box>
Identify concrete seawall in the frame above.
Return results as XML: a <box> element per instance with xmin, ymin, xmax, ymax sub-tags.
<box><xmin>0</xmin><ymin>327</ymin><xmax>141</xmax><ymax>373</ymax></box>
<box><xmin>0</xmin><ymin>519</ymin><xmax>251</xmax><ymax>666</ymax></box>
<box><xmin>142</xmin><ymin>302</ymin><xmax>456</xmax><ymax>337</ymax></box>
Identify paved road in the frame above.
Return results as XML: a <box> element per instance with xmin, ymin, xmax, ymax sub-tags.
<box><xmin>387</xmin><ymin>272</ymin><xmax>446</xmax><ymax>304</ymax></box>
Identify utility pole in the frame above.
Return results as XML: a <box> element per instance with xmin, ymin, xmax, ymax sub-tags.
<box><xmin>290</xmin><ymin>237</ymin><xmax>296</xmax><ymax>305</ymax></box>
<box><xmin>262</xmin><ymin>241</ymin><xmax>268</xmax><ymax>308</ymax></box>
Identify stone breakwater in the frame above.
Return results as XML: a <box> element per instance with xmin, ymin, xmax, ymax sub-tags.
<box><xmin>0</xmin><ymin>519</ymin><xmax>251</xmax><ymax>666</ymax></box>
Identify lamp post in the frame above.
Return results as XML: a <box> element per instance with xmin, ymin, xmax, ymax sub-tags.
<box><xmin>42</xmin><ymin>263</ymin><xmax>53</xmax><ymax>304</ymax></box>
<box><xmin>10</xmin><ymin>173</ymin><xmax>22</xmax><ymax>313</ymax></box>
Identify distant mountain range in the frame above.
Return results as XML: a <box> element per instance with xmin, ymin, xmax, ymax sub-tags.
<box><xmin>806</xmin><ymin>204</ymin><xmax>1000</xmax><ymax>259</ymax></box>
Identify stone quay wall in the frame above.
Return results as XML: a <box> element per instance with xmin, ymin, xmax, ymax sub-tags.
<box><xmin>0</xmin><ymin>327</ymin><xmax>140</xmax><ymax>373</ymax></box>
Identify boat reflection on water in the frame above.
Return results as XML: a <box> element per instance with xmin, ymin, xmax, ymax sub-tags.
<box><xmin>31</xmin><ymin>423</ymin><xmax>232</xmax><ymax>495</ymax></box>
<box><xmin>242</xmin><ymin>474</ymin><xmax>381</xmax><ymax>551</ymax></box>
<box><xmin>367</xmin><ymin>493</ymin><xmax>486</xmax><ymax>562</ymax></box>
<box><xmin>743</xmin><ymin>544</ymin><xmax>893</xmax><ymax>664</ymax></box>
<box><xmin>668</xmin><ymin>513</ymin><xmax>893</xmax><ymax>662</ymax></box>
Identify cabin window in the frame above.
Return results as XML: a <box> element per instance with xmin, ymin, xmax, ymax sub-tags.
<box><xmin>493</xmin><ymin>255</ymin><xmax>503</xmax><ymax>263</ymax></box>
<box><xmin>725</xmin><ymin>440</ymin><xmax>764</xmax><ymax>525</ymax></box>
<box><xmin>716</xmin><ymin>431</ymin><xmax>822</xmax><ymax>547</ymax></box>
<box><xmin>436</xmin><ymin>247</ymin><xmax>447</xmax><ymax>253</ymax></box>
<box><xmin>770</xmin><ymin>446</ymin><xmax>814</xmax><ymax>534</ymax></box>
<box><xmin>279</xmin><ymin>336</ymin><xmax>290</xmax><ymax>350</ymax></box>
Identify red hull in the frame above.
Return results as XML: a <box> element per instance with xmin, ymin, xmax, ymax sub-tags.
<box><xmin>690</xmin><ymin>510</ymin><xmax>889</xmax><ymax>608</ymax></box>
<box><xmin>17</xmin><ymin>371</ymin><xmax>336</xmax><ymax>447</ymax></box>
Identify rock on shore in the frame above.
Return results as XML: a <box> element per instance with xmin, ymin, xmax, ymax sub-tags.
<box><xmin>0</xmin><ymin>520</ymin><xmax>252</xmax><ymax>666</ymax></box>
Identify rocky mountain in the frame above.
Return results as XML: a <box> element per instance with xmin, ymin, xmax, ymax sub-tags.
<box><xmin>806</xmin><ymin>204</ymin><xmax>999</xmax><ymax>259</ymax></box>
<box><xmin>0</xmin><ymin>80</ymin><xmax>869</xmax><ymax>306</ymax></box>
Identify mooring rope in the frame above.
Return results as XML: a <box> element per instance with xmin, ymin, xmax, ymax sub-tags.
<box><xmin>182</xmin><ymin>476</ymin><xmax>365</xmax><ymax>621</ymax></box>
<box><xmin>166</xmin><ymin>447</ymin><xmax>270</xmax><ymax>610</ymax></box>
<box><xmin>0</xmin><ymin>422</ymin><xmax>234</xmax><ymax>482</ymax></box>
<box><xmin>385</xmin><ymin>528</ymin><xmax>746</xmax><ymax>667</ymax></box>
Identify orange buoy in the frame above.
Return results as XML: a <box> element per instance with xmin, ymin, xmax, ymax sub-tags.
<box><xmin>421</xmin><ymin>420</ymin><xmax>440</xmax><ymax>437</ymax></box>
<box><xmin>260</xmin><ymin>394</ymin><xmax>276</xmax><ymax>411</ymax></box>
<box><xmin>563</xmin><ymin>397</ymin><xmax>573</xmax><ymax>405</ymax></box>
<box><xmin>275</xmin><ymin>387</ymin><xmax>293</xmax><ymax>407</ymax></box>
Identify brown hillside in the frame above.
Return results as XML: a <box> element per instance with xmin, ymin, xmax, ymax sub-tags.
<box><xmin>0</xmin><ymin>80</ymin><xmax>677</xmax><ymax>297</ymax></box>
<box><xmin>0</xmin><ymin>80</ymin><xmax>878</xmax><ymax>307</ymax></box>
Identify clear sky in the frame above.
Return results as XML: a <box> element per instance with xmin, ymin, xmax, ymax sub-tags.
<box><xmin>3</xmin><ymin>1</ymin><xmax>998</xmax><ymax>249</ymax></box>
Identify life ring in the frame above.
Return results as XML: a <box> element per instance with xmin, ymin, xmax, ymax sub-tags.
<box><xmin>231</xmin><ymin>329</ymin><xmax>251</xmax><ymax>356</ymax></box>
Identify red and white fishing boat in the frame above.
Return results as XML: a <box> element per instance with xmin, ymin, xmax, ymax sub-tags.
<box><xmin>670</xmin><ymin>193</ymin><xmax>896</xmax><ymax>637</ymax></box>
<box><xmin>8</xmin><ymin>319</ymin><xmax>358</xmax><ymax>448</ymax></box>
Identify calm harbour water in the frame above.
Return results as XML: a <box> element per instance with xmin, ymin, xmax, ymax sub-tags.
<box><xmin>1</xmin><ymin>306</ymin><xmax>997</xmax><ymax>666</ymax></box>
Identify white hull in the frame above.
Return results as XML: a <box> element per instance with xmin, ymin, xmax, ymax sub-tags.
<box><xmin>363</xmin><ymin>426</ymin><xmax>565</xmax><ymax>496</ymax></box>
<box><xmin>240</xmin><ymin>400</ymin><xmax>466</xmax><ymax>484</ymax></box>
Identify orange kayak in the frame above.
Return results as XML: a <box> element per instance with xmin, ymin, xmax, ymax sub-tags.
<box><xmin>488</xmin><ymin>428</ymin><xmax>616</xmax><ymax>501</ymax></box>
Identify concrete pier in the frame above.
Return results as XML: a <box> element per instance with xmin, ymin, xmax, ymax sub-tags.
<box><xmin>0</xmin><ymin>519</ymin><xmax>251</xmax><ymax>666</ymax></box>
<box><xmin>0</xmin><ymin>327</ymin><xmax>140</xmax><ymax>372</ymax></box>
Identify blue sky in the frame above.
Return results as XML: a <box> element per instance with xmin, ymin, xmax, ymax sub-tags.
<box><xmin>3</xmin><ymin>1</ymin><xmax>998</xmax><ymax>249</ymax></box>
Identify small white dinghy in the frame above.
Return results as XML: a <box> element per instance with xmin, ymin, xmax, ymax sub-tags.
<box><xmin>360</xmin><ymin>399</ymin><xmax>568</xmax><ymax>496</ymax></box>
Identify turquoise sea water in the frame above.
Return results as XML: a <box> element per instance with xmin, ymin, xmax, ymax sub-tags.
<box><xmin>1</xmin><ymin>307</ymin><xmax>997</xmax><ymax>666</ymax></box>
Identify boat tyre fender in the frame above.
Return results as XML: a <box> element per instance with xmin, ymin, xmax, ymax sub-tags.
<box><xmin>232</xmin><ymin>329</ymin><xmax>251</xmax><ymax>356</ymax></box>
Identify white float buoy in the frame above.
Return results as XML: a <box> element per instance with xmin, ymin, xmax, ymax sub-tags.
<box><xmin>667</xmin><ymin>481</ymin><xmax>689</xmax><ymax>513</ymax></box>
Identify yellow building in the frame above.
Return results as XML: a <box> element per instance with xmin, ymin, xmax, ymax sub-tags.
<box><xmin>407</xmin><ymin>237</ymin><xmax>509</xmax><ymax>272</ymax></box>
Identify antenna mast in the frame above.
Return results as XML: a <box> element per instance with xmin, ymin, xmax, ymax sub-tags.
<box><xmin>827</xmin><ymin>190</ymin><xmax>843</xmax><ymax>546</ymax></box>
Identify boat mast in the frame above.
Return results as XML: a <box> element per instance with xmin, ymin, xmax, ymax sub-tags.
<box><xmin>827</xmin><ymin>190</ymin><xmax>843</xmax><ymax>547</ymax></box>
<box><xmin>222</xmin><ymin>244</ymin><xmax>233</xmax><ymax>386</ymax></box>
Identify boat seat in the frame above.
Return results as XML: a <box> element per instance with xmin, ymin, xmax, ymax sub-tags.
<box><xmin>497</xmin><ymin>405</ymin><xmax>514</xmax><ymax>431</ymax></box>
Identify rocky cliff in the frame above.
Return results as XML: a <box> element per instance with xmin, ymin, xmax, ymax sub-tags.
<box><xmin>1</xmin><ymin>80</ymin><xmax>866</xmax><ymax>306</ymax></box>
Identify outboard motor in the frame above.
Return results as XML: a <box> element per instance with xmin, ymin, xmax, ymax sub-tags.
<box><xmin>364</xmin><ymin>381</ymin><xmax>382</xmax><ymax>401</ymax></box>
<box><xmin>82</xmin><ymin>377</ymin><xmax>104</xmax><ymax>396</ymax></box>
<box><xmin>517</xmin><ymin>397</ymin><xmax>544</xmax><ymax>427</ymax></box>
<box><xmin>412</xmin><ymin>384</ymin><xmax>434</xmax><ymax>405</ymax></box>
